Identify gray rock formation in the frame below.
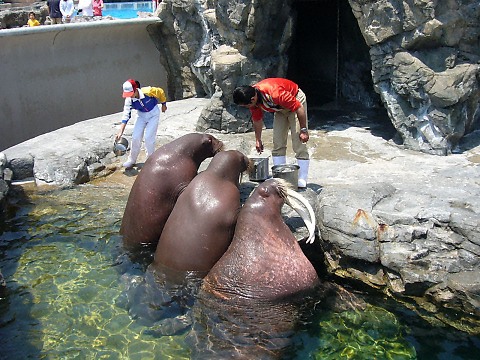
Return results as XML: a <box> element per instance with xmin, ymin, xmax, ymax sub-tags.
<box><xmin>151</xmin><ymin>0</ymin><xmax>479</xmax><ymax>155</ymax></box>
<box><xmin>150</xmin><ymin>0</ymin><xmax>293</xmax><ymax>132</ymax></box>
<box><xmin>352</xmin><ymin>0</ymin><xmax>480</xmax><ymax>155</ymax></box>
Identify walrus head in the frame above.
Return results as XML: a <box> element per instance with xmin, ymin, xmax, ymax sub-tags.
<box><xmin>207</xmin><ymin>150</ymin><xmax>250</xmax><ymax>184</ymax></box>
<box><xmin>262</xmin><ymin>179</ymin><xmax>316</xmax><ymax>244</ymax></box>
<box><xmin>204</xmin><ymin>134</ymin><xmax>224</xmax><ymax>155</ymax></box>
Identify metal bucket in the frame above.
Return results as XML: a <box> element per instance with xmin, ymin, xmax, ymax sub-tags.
<box><xmin>249</xmin><ymin>157</ymin><xmax>269</xmax><ymax>181</ymax></box>
<box><xmin>113</xmin><ymin>137</ymin><xmax>129</xmax><ymax>156</ymax></box>
<box><xmin>272</xmin><ymin>164</ymin><xmax>299</xmax><ymax>189</ymax></box>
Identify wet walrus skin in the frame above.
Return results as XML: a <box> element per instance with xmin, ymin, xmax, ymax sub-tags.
<box><xmin>152</xmin><ymin>150</ymin><xmax>250</xmax><ymax>273</ymax></box>
<box><xmin>120</xmin><ymin>133</ymin><xmax>223</xmax><ymax>254</ymax></box>
<box><xmin>188</xmin><ymin>179</ymin><xmax>320</xmax><ymax>359</ymax></box>
<box><xmin>201</xmin><ymin>178</ymin><xmax>319</xmax><ymax>302</ymax></box>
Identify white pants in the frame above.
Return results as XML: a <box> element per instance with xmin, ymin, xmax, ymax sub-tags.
<box><xmin>127</xmin><ymin>105</ymin><xmax>160</xmax><ymax>164</ymax></box>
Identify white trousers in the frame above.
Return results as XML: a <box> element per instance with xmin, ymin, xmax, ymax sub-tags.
<box><xmin>127</xmin><ymin>105</ymin><xmax>160</xmax><ymax>163</ymax></box>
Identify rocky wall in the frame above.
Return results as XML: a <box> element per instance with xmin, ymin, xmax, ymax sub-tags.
<box><xmin>151</xmin><ymin>0</ymin><xmax>479</xmax><ymax>154</ymax></box>
<box><xmin>350</xmin><ymin>0</ymin><xmax>480</xmax><ymax>155</ymax></box>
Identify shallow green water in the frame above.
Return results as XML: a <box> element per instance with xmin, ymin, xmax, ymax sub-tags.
<box><xmin>0</xmin><ymin>182</ymin><xmax>479</xmax><ymax>359</ymax></box>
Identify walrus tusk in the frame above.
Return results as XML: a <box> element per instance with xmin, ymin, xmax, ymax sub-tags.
<box><xmin>285</xmin><ymin>189</ymin><xmax>316</xmax><ymax>244</ymax></box>
<box><xmin>289</xmin><ymin>201</ymin><xmax>315</xmax><ymax>244</ymax></box>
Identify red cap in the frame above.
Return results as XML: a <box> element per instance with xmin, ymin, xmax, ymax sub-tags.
<box><xmin>122</xmin><ymin>79</ymin><xmax>138</xmax><ymax>98</ymax></box>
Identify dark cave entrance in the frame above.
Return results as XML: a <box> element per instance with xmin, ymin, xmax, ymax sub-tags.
<box><xmin>287</xmin><ymin>0</ymin><xmax>379</xmax><ymax>110</ymax></box>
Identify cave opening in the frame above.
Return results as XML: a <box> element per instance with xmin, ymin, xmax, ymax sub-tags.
<box><xmin>287</xmin><ymin>0</ymin><xmax>379</xmax><ymax>111</ymax></box>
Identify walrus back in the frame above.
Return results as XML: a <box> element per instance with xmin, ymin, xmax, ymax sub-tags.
<box><xmin>120</xmin><ymin>133</ymin><xmax>223</xmax><ymax>256</ymax></box>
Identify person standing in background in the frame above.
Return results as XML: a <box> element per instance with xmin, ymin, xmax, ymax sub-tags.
<box><xmin>78</xmin><ymin>0</ymin><xmax>93</xmax><ymax>17</ymax></box>
<box><xmin>92</xmin><ymin>0</ymin><xmax>103</xmax><ymax>17</ymax></box>
<box><xmin>115</xmin><ymin>79</ymin><xmax>168</xmax><ymax>169</ymax></box>
<box><xmin>60</xmin><ymin>0</ymin><xmax>75</xmax><ymax>23</ymax></box>
<box><xmin>47</xmin><ymin>0</ymin><xmax>62</xmax><ymax>24</ymax></box>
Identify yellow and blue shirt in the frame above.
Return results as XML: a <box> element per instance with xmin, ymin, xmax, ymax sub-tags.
<box><xmin>121</xmin><ymin>86</ymin><xmax>167</xmax><ymax>124</ymax></box>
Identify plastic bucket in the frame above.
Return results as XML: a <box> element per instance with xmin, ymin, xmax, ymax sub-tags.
<box><xmin>272</xmin><ymin>164</ymin><xmax>299</xmax><ymax>189</ymax></box>
<box><xmin>249</xmin><ymin>157</ymin><xmax>269</xmax><ymax>181</ymax></box>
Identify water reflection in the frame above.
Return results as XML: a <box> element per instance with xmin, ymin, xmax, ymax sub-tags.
<box><xmin>0</xmin><ymin>181</ymin><xmax>479</xmax><ymax>359</ymax></box>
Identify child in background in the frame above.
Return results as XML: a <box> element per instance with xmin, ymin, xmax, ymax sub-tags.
<box><xmin>92</xmin><ymin>0</ymin><xmax>103</xmax><ymax>16</ymax></box>
<box><xmin>27</xmin><ymin>12</ymin><xmax>41</xmax><ymax>27</ymax></box>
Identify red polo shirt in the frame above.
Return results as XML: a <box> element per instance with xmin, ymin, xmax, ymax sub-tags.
<box><xmin>250</xmin><ymin>78</ymin><xmax>301</xmax><ymax>122</ymax></box>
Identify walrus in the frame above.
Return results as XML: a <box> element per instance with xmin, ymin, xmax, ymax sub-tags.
<box><xmin>187</xmin><ymin>178</ymin><xmax>320</xmax><ymax>359</ymax></box>
<box><xmin>200</xmin><ymin>178</ymin><xmax>319</xmax><ymax>302</ymax></box>
<box><xmin>152</xmin><ymin>150</ymin><xmax>251</xmax><ymax>273</ymax></box>
<box><xmin>120</xmin><ymin>133</ymin><xmax>224</xmax><ymax>254</ymax></box>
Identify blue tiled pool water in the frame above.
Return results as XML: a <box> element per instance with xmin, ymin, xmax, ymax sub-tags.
<box><xmin>103</xmin><ymin>1</ymin><xmax>155</xmax><ymax>19</ymax></box>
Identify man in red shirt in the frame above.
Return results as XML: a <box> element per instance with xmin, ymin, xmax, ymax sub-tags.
<box><xmin>233</xmin><ymin>78</ymin><xmax>310</xmax><ymax>188</ymax></box>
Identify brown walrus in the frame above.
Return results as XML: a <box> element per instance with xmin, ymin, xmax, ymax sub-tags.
<box><xmin>201</xmin><ymin>178</ymin><xmax>319</xmax><ymax>302</ymax></box>
<box><xmin>120</xmin><ymin>133</ymin><xmax>223</xmax><ymax>254</ymax></box>
<box><xmin>152</xmin><ymin>150</ymin><xmax>251</xmax><ymax>273</ymax></box>
<box><xmin>187</xmin><ymin>178</ymin><xmax>319</xmax><ymax>359</ymax></box>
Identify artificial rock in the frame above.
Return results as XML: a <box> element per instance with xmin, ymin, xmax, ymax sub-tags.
<box><xmin>152</xmin><ymin>0</ymin><xmax>479</xmax><ymax>155</ymax></box>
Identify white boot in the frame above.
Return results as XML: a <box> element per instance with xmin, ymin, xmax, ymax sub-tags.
<box><xmin>297</xmin><ymin>159</ymin><xmax>309</xmax><ymax>188</ymax></box>
<box><xmin>272</xmin><ymin>156</ymin><xmax>286</xmax><ymax>166</ymax></box>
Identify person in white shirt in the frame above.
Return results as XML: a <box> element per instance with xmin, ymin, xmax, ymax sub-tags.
<box><xmin>78</xmin><ymin>0</ymin><xmax>93</xmax><ymax>17</ymax></box>
<box><xmin>59</xmin><ymin>0</ymin><xmax>75</xmax><ymax>23</ymax></box>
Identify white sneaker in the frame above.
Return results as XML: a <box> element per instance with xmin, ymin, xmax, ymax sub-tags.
<box><xmin>123</xmin><ymin>161</ymin><xmax>135</xmax><ymax>169</ymax></box>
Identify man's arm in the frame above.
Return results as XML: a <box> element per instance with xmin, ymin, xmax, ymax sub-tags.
<box><xmin>295</xmin><ymin>104</ymin><xmax>307</xmax><ymax>128</ymax></box>
<box><xmin>253</xmin><ymin>120</ymin><xmax>264</xmax><ymax>154</ymax></box>
<box><xmin>295</xmin><ymin>105</ymin><xmax>309</xmax><ymax>143</ymax></box>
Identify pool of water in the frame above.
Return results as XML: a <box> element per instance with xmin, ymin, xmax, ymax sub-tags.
<box><xmin>103</xmin><ymin>1</ymin><xmax>155</xmax><ymax>19</ymax></box>
<box><xmin>0</xmin><ymin>178</ymin><xmax>479</xmax><ymax>359</ymax></box>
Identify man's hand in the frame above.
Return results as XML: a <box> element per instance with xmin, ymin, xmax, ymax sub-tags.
<box><xmin>299</xmin><ymin>131</ymin><xmax>309</xmax><ymax>143</ymax></box>
<box><xmin>256</xmin><ymin>139</ymin><xmax>264</xmax><ymax>154</ymax></box>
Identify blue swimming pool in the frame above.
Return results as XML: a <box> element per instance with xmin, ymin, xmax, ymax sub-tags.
<box><xmin>103</xmin><ymin>1</ymin><xmax>155</xmax><ymax>19</ymax></box>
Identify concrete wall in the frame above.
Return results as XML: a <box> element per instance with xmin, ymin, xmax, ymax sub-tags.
<box><xmin>0</xmin><ymin>18</ymin><xmax>168</xmax><ymax>150</ymax></box>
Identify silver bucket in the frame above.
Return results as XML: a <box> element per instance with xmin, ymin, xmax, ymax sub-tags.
<box><xmin>113</xmin><ymin>137</ymin><xmax>129</xmax><ymax>156</ymax></box>
<box><xmin>272</xmin><ymin>164</ymin><xmax>299</xmax><ymax>190</ymax></box>
<box><xmin>249</xmin><ymin>157</ymin><xmax>269</xmax><ymax>181</ymax></box>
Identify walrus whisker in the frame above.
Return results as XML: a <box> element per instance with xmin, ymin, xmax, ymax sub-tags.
<box><xmin>273</xmin><ymin>178</ymin><xmax>291</xmax><ymax>201</ymax></box>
